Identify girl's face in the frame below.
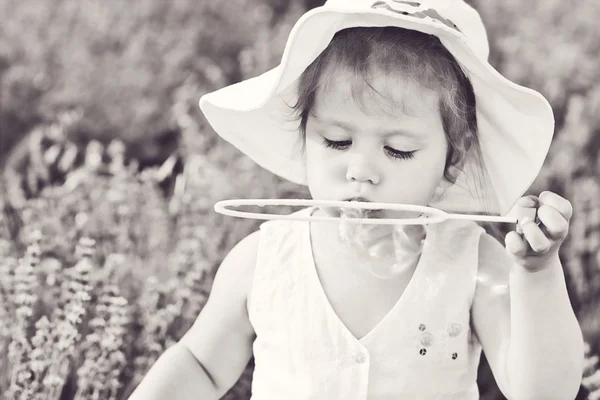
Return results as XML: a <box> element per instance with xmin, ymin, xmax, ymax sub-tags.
<box><xmin>304</xmin><ymin>70</ymin><xmax>449</xmax><ymax>216</ymax></box>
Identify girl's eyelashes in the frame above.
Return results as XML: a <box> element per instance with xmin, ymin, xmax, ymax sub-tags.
<box><xmin>322</xmin><ymin>137</ymin><xmax>351</xmax><ymax>150</ymax></box>
<box><xmin>384</xmin><ymin>146</ymin><xmax>416</xmax><ymax>160</ymax></box>
<box><xmin>321</xmin><ymin>138</ymin><xmax>416</xmax><ymax>160</ymax></box>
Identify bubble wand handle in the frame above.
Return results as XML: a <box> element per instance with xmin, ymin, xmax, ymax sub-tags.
<box><xmin>445</xmin><ymin>213</ymin><xmax>517</xmax><ymax>224</ymax></box>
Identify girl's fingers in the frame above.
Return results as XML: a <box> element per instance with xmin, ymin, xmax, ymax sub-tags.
<box><xmin>515</xmin><ymin>195</ymin><xmax>539</xmax><ymax>208</ymax></box>
<box><xmin>506</xmin><ymin>193</ymin><xmax>572</xmax><ymax>266</ymax></box>
<box><xmin>539</xmin><ymin>191</ymin><xmax>573</xmax><ymax>221</ymax></box>
<box><xmin>518</xmin><ymin>217</ymin><xmax>552</xmax><ymax>253</ymax></box>
<box><xmin>505</xmin><ymin>231</ymin><xmax>529</xmax><ymax>257</ymax></box>
<box><xmin>537</xmin><ymin>204</ymin><xmax>569</xmax><ymax>241</ymax></box>
<box><xmin>510</xmin><ymin>196</ymin><xmax>539</xmax><ymax>235</ymax></box>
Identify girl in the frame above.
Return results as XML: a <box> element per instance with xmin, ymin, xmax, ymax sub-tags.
<box><xmin>129</xmin><ymin>1</ymin><xmax>584</xmax><ymax>399</ymax></box>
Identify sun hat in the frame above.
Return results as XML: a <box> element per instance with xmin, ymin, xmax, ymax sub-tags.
<box><xmin>199</xmin><ymin>0</ymin><xmax>555</xmax><ymax>216</ymax></box>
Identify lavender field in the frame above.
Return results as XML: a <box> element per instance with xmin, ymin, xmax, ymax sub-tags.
<box><xmin>1</xmin><ymin>0</ymin><xmax>600</xmax><ymax>399</ymax></box>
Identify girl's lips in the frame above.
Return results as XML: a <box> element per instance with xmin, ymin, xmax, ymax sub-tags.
<box><xmin>345</xmin><ymin>196</ymin><xmax>371</xmax><ymax>203</ymax></box>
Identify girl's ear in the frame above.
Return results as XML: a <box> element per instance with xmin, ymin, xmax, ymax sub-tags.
<box><xmin>431</xmin><ymin>164</ymin><xmax>462</xmax><ymax>203</ymax></box>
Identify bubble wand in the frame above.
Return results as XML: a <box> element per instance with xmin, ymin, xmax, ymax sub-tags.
<box><xmin>214</xmin><ymin>199</ymin><xmax>536</xmax><ymax>226</ymax></box>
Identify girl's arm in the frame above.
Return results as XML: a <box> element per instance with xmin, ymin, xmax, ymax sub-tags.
<box><xmin>128</xmin><ymin>230</ymin><xmax>260</xmax><ymax>400</ymax></box>
<box><xmin>472</xmin><ymin>191</ymin><xmax>585</xmax><ymax>400</ymax></box>
<box><xmin>126</xmin><ymin>343</ymin><xmax>221</xmax><ymax>400</ymax></box>
<box><xmin>472</xmin><ymin>233</ymin><xmax>583</xmax><ymax>400</ymax></box>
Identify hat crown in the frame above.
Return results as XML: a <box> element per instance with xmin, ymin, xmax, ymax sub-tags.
<box><xmin>322</xmin><ymin>0</ymin><xmax>489</xmax><ymax>61</ymax></box>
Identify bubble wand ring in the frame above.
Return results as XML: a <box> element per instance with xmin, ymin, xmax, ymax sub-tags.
<box><xmin>214</xmin><ymin>199</ymin><xmax>521</xmax><ymax>225</ymax></box>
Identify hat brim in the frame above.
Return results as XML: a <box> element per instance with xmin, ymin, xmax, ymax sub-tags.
<box><xmin>200</xmin><ymin>7</ymin><xmax>554</xmax><ymax>215</ymax></box>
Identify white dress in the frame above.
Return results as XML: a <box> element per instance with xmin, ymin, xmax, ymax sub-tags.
<box><xmin>248</xmin><ymin>207</ymin><xmax>485</xmax><ymax>400</ymax></box>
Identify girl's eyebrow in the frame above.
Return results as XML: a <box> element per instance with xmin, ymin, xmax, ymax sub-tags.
<box><xmin>313</xmin><ymin>115</ymin><xmax>423</xmax><ymax>139</ymax></box>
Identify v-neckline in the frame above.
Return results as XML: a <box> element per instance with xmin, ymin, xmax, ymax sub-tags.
<box><xmin>301</xmin><ymin>207</ymin><xmax>428</xmax><ymax>344</ymax></box>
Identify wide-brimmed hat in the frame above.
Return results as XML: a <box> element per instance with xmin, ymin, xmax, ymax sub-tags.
<box><xmin>199</xmin><ymin>0</ymin><xmax>554</xmax><ymax>215</ymax></box>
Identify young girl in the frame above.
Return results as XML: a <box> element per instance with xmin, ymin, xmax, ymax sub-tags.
<box><xmin>129</xmin><ymin>1</ymin><xmax>584</xmax><ymax>399</ymax></box>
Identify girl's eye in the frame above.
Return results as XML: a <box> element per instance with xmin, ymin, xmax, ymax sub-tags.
<box><xmin>322</xmin><ymin>138</ymin><xmax>351</xmax><ymax>151</ymax></box>
<box><xmin>322</xmin><ymin>138</ymin><xmax>416</xmax><ymax>160</ymax></box>
<box><xmin>385</xmin><ymin>146</ymin><xmax>416</xmax><ymax>160</ymax></box>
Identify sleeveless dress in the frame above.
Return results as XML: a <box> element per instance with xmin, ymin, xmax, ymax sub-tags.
<box><xmin>248</xmin><ymin>207</ymin><xmax>485</xmax><ymax>400</ymax></box>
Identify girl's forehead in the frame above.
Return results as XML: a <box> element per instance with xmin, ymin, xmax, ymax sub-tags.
<box><xmin>314</xmin><ymin>68</ymin><xmax>440</xmax><ymax>120</ymax></box>
<box><xmin>310</xmin><ymin>70</ymin><xmax>445</xmax><ymax>139</ymax></box>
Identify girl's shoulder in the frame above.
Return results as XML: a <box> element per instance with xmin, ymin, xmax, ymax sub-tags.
<box><xmin>219</xmin><ymin>229</ymin><xmax>262</xmax><ymax>288</ymax></box>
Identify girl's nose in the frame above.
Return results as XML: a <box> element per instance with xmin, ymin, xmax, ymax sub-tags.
<box><xmin>346</xmin><ymin>155</ymin><xmax>380</xmax><ymax>185</ymax></box>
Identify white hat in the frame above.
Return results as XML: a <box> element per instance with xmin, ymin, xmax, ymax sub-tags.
<box><xmin>199</xmin><ymin>0</ymin><xmax>554</xmax><ymax>215</ymax></box>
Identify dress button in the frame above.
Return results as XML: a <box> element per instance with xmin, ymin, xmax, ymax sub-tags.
<box><xmin>447</xmin><ymin>323</ymin><xmax>462</xmax><ymax>337</ymax></box>
<box><xmin>420</xmin><ymin>332</ymin><xmax>434</xmax><ymax>347</ymax></box>
<box><xmin>355</xmin><ymin>352</ymin><xmax>366</xmax><ymax>364</ymax></box>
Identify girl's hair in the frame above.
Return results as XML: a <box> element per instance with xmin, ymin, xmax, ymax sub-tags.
<box><xmin>290</xmin><ymin>26</ymin><xmax>488</xmax><ymax>207</ymax></box>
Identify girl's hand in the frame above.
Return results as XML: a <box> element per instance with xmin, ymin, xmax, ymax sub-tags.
<box><xmin>505</xmin><ymin>192</ymin><xmax>573</xmax><ymax>271</ymax></box>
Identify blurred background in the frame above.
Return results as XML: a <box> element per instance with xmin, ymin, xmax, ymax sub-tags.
<box><xmin>1</xmin><ymin>0</ymin><xmax>599</xmax><ymax>399</ymax></box>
